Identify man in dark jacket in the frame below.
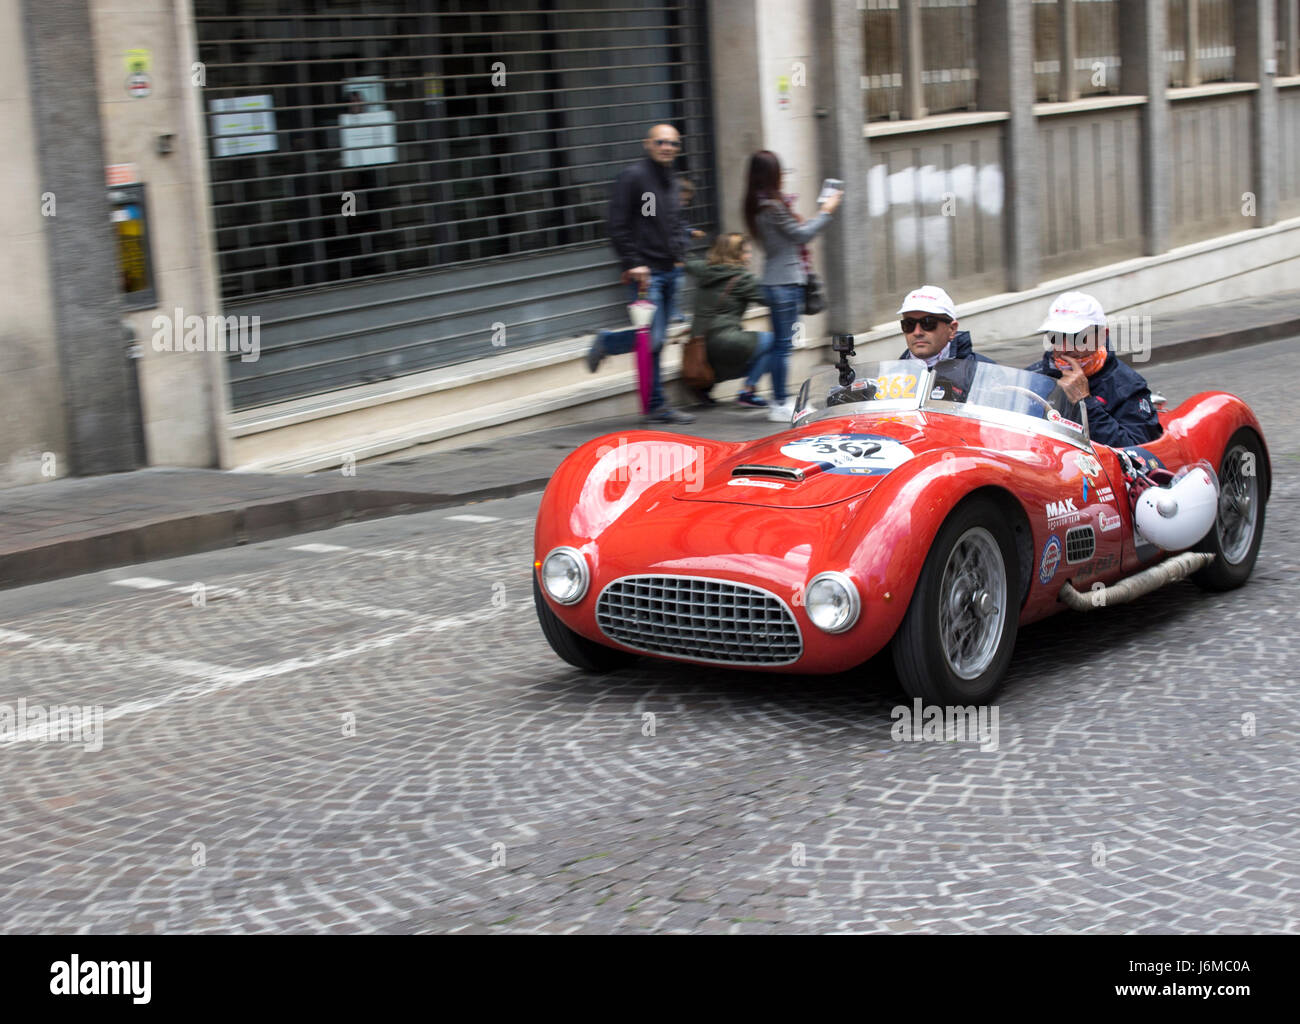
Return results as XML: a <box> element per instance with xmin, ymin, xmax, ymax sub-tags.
<box><xmin>585</xmin><ymin>123</ymin><xmax>693</xmax><ymax>424</ymax></box>
<box><xmin>894</xmin><ymin>285</ymin><xmax>991</xmax><ymax>402</ymax></box>
<box><xmin>895</xmin><ymin>285</ymin><xmax>991</xmax><ymax>367</ymax></box>
<box><xmin>1023</xmin><ymin>291</ymin><xmax>1161</xmax><ymax>448</ymax></box>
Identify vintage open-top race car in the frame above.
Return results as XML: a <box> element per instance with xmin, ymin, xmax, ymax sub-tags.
<box><xmin>533</xmin><ymin>342</ymin><xmax>1269</xmax><ymax>704</ymax></box>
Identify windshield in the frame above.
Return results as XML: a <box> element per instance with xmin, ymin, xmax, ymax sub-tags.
<box><xmin>793</xmin><ymin>358</ymin><xmax>1089</xmax><ymax>443</ymax></box>
<box><xmin>793</xmin><ymin>360</ymin><xmax>926</xmax><ymax>425</ymax></box>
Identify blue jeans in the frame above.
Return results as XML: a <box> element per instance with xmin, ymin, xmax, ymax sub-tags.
<box><xmin>669</xmin><ymin>264</ymin><xmax>685</xmax><ymax>320</ymax></box>
<box><xmin>761</xmin><ymin>283</ymin><xmax>803</xmax><ymax>404</ymax></box>
<box><xmin>598</xmin><ymin>268</ymin><xmax>678</xmax><ymax>412</ymax></box>
<box><xmin>742</xmin><ymin>330</ymin><xmax>776</xmax><ymax>391</ymax></box>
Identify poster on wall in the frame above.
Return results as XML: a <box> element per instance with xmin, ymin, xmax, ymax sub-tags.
<box><xmin>209</xmin><ymin>95</ymin><xmax>278</xmax><ymax>157</ymax></box>
<box><xmin>340</xmin><ymin>76</ymin><xmax>397</xmax><ymax>167</ymax></box>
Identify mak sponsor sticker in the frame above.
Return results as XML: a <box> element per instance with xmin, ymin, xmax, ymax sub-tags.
<box><xmin>1046</xmin><ymin>498</ymin><xmax>1082</xmax><ymax>529</ymax></box>
<box><xmin>1039</xmin><ymin>534</ymin><xmax>1062</xmax><ymax>584</ymax></box>
<box><xmin>779</xmin><ymin>434</ymin><xmax>914</xmax><ymax>476</ymax></box>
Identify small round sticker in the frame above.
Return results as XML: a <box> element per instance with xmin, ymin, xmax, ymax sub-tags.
<box><xmin>1039</xmin><ymin>534</ymin><xmax>1062</xmax><ymax>584</ymax></box>
<box><xmin>779</xmin><ymin>433</ymin><xmax>914</xmax><ymax>476</ymax></box>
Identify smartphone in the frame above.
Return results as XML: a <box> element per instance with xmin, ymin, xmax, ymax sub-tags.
<box><xmin>818</xmin><ymin>178</ymin><xmax>844</xmax><ymax>203</ymax></box>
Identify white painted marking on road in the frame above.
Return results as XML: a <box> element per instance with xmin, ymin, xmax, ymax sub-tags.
<box><xmin>169</xmin><ymin>585</ymin><xmax>249</xmax><ymax>599</ymax></box>
<box><xmin>445</xmin><ymin>514</ymin><xmax>500</xmax><ymax>523</ymax></box>
<box><xmin>0</xmin><ymin>603</ymin><xmax>510</xmax><ymax>749</ymax></box>
<box><xmin>0</xmin><ymin>628</ymin><xmax>94</xmax><ymax>654</ymax></box>
<box><xmin>290</xmin><ymin>543</ymin><xmax>350</xmax><ymax>553</ymax></box>
<box><xmin>110</xmin><ymin>576</ymin><xmax>175</xmax><ymax>590</ymax></box>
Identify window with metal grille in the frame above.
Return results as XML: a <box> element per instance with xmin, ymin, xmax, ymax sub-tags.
<box><xmin>1033</xmin><ymin>0</ymin><xmax>1061</xmax><ymax>102</ymax></box>
<box><xmin>192</xmin><ymin>0</ymin><xmax>715</xmax><ymax>409</ymax></box>
<box><xmin>1167</xmin><ymin>0</ymin><xmax>1236</xmax><ymax>87</ymax></box>
<box><xmin>921</xmin><ymin>0</ymin><xmax>978</xmax><ymax>115</ymax></box>
<box><xmin>863</xmin><ymin>0</ymin><xmax>902</xmax><ymax>121</ymax></box>
<box><xmin>195</xmin><ymin>0</ymin><xmax>714</xmax><ymax>299</ymax></box>
<box><xmin>1033</xmin><ymin>1</ymin><xmax>1121</xmax><ymax>103</ymax></box>
<box><xmin>1075</xmin><ymin>0</ymin><xmax>1120</xmax><ymax>97</ymax></box>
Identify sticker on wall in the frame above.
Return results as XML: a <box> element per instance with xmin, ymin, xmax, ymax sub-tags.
<box><xmin>126</xmin><ymin>48</ymin><xmax>152</xmax><ymax>98</ymax></box>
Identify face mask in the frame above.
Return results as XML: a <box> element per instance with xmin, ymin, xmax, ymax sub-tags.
<box><xmin>1054</xmin><ymin>343</ymin><xmax>1107</xmax><ymax>376</ymax></box>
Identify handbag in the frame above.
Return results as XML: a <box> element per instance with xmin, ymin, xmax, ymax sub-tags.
<box><xmin>682</xmin><ymin>334</ymin><xmax>715</xmax><ymax>390</ymax></box>
<box><xmin>803</xmin><ymin>271</ymin><xmax>826</xmax><ymax>316</ymax></box>
<box><xmin>681</xmin><ymin>275</ymin><xmax>738</xmax><ymax>390</ymax></box>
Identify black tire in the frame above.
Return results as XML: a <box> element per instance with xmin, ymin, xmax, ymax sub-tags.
<box><xmin>533</xmin><ymin>574</ymin><xmax>638</xmax><ymax>672</ymax></box>
<box><xmin>891</xmin><ymin>497</ymin><xmax>1019</xmax><ymax>705</ymax></box>
<box><xmin>1192</xmin><ymin>428</ymin><xmax>1267</xmax><ymax>592</ymax></box>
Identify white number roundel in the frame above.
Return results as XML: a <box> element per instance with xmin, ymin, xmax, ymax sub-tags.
<box><xmin>779</xmin><ymin>433</ymin><xmax>914</xmax><ymax>476</ymax></box>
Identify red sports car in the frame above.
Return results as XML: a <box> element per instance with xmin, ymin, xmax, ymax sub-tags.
<box><xmin>533</xmin><ymin>352</ymin><xmax>1268</xmax><ymax>704</ymax></box>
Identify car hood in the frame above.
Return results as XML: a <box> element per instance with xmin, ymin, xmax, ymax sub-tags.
<box><xmin>676</xmin><ymin>413</ymin><xmax>969</xmax><ymax>509</ymax></box>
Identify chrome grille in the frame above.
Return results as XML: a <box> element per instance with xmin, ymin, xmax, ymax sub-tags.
<box><xmin>595</xmin><ymin>575</ymin><xmax>802</xmax><ymax>665</ymax></box>
<box><xmin>1066</xmin><ymin>525</ymin><xmax>1096</xmax><ymax>564</ymax></box>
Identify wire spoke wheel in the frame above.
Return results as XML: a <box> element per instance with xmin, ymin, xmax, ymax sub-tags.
<box><xmin>1193</xmin><ymin>429</ymin><xmax>1267</xmax><ymax>593</ymax></box>
<box><xmin>938</xmin><ymin>528</ymin><xmax>1007</xmax><ymax>679</ymax></box>
<box><xmin>1216</xmin><ymin>444</ymin><xmax>1258</xmax><ymax>565</ymax></box>
<box><xmin>892</xmin><ymin>497</ymin><xmax>1019</xmax><ymax>705</ymax></box>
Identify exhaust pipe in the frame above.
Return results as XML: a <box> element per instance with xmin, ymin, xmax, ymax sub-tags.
<box><xmin>1059</xmin><ymin>551</ymin><xmax>1216</xmax><ymax>611</ymax></box>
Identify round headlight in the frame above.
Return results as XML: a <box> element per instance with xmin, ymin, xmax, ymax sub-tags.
<box><xmin>541</xmin><ymin>547</ymin><xmax>589</xmax><ymax>605</ymax></box>
<box><xmin>804</xmin><ymin>572</ymin><xmax>861</xmax><ymax>633</ymax></box>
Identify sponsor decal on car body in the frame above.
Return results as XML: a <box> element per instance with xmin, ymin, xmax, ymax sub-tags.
<box><xmin>1074</xmin><ymin>453</ymin><xmax>1103</xmax><ymax>478</ymax></box>
<box><xmin>727</xmin><ymin>477</ymin><xmax>785</xmax><ymax>490</ymax></box>
<box><xmin>779</xmin><ymin>434</ymin><xmax>914</xmax><ymax>476</ymax></box>
<box><xmin>1046</xmin><ymin>498</ymin><xmax>1083</xmax><ymax>529</ymax></box>
<box><xmin>1039</xmin><ymin>534</ymin><xmax>1062</xmax><ymax>584</ymax></box>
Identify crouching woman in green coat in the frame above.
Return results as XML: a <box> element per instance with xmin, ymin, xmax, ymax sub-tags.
<box><xmin>685</xmin><ymin>233</ymin><xmax>775</xmax><ymax>407</ymax></box>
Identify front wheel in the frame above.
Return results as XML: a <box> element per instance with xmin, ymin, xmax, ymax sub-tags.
<box><xmin>891</xmin><ymin>497</ymin><xmax>1019</xmax><ymax>705</ymax></box>
<box><xmin>1192</xmin><ymin>429</ymin><xmax>1267</xmax><ymax>592</ymax></box>
<box><xmin>533</xmin><ymin>575</ymin><xmax>638</xmax><ymax>672</ymax></box>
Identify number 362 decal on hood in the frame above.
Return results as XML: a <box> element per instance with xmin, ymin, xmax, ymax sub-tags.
<box><xmin>780</xmin><ymin>434</ymin><xmax>915</xmax><ymax>476</ymax></box>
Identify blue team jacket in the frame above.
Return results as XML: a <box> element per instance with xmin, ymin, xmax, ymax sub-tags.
<box><xmin>1023</xmin><ymin>351</ymin><xmax>1162</xmax><ymax>447</ymax></box>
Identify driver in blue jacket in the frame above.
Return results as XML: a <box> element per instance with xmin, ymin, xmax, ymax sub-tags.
<box><xmin>1024</xmin><ymin>291</ymin><xmax>1161</xmax><ymax>448</ymax></box>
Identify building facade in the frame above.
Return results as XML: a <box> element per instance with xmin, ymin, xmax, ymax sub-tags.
<box><xmin>3</xmin><ymin>0</ymin><xmax>1299</xmax><ymax>484</ymax></box>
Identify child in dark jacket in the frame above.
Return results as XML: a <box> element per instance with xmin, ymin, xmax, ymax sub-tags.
<box><xmin>684</xmin><ymin>234</ymin><xmax>774</xmax><ymax>407</ymax></box>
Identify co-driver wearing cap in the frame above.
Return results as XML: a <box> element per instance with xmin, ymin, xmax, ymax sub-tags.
<box><xmin>1024</xmin><ymin>291</ymin><xmax>1161</xmax><ymax>447</ymax></box>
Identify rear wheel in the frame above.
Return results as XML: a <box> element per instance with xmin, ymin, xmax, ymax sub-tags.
<box><xmin>533</xmin><ymin>575</ymin><xmax>638</xmax><ymax>672</ymax></box>
<box><xmin>1192</xmin><ymin>429</ymin><xmax>1266</xmax><ymax>592</ymax></box>
<box><xmin>891</xmin><ymin>497</ymin><xmax>1019</xmax><ymax>705</ymax></box>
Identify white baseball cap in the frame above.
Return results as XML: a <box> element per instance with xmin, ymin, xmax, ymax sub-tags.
<box><xmin>897</xmin><ymin>285</ymin><xmax>956</xmax><ymax>320</ymax></box>
<box><xmin>1038</xmin><ymin>291</ymin><xmax>1107</xmax><ymax>334</ymax></box>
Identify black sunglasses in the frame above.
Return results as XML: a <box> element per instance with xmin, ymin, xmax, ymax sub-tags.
<box><xmin>901</xmin><ymin>315</ymin><xmax>952</xmax><ymax>333</ymax></box>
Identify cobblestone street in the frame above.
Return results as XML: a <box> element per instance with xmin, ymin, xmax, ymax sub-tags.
<box><xmin>2</xmin><ymin>341</ymin><xmax>1298</xmax><ymax>933</ymax></box>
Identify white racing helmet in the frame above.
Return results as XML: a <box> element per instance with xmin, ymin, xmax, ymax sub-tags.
<box><xmin>1133</xmin><ymin>461</ymin><xmax>1219</xmax><ymax>551</ymax></box>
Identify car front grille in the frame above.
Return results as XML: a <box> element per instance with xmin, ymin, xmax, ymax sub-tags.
<box><xmin>1066</xmin><ymin>525</ymin><xmax>1096</xmax><ymax>564</ymax></box>
<box><xmin>595</xmin><ymin>575</ymin><xmax>803</xmax><ymax>665</ymax></box>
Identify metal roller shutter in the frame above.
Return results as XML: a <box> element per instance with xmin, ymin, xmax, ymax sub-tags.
<box><xmin>193</xmin><ymin>0</ymin><xmax>716</xmax><ymax>410</ymax></box>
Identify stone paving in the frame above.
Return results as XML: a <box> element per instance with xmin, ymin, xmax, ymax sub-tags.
<box><xmin>0</xmin><ymin>340</ymin><xmax>1297</xmax><ymax>933</ymax></box>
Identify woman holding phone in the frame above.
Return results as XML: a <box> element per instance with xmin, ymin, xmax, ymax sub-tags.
<box><xmin>742</xmin><ymin>150</ymin><xmax>843</xmax><ymax>422</ymax></box>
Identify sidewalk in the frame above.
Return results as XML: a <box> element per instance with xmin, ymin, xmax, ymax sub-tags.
<box><xmin>3</xmin><ymin>289</ymin><xmax>1298</xmax><ymax>590</ymax></box>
